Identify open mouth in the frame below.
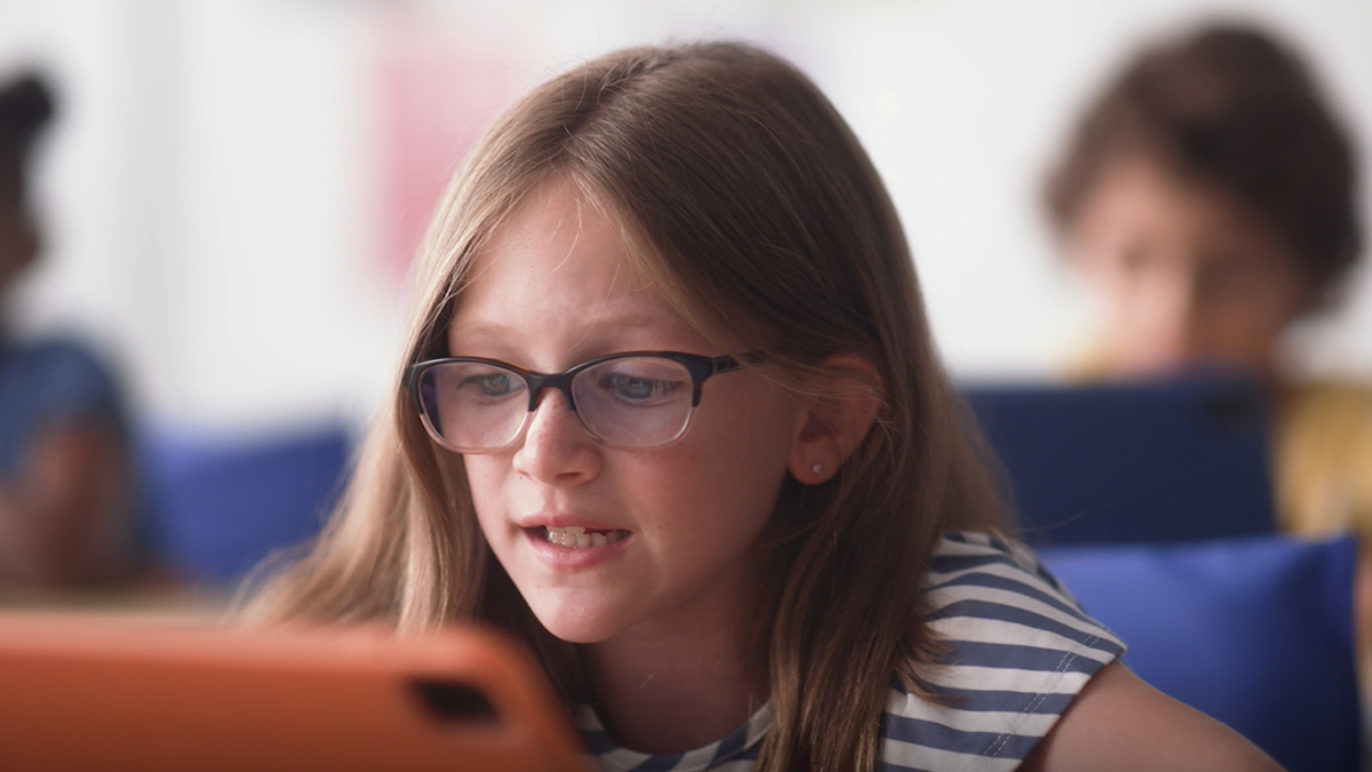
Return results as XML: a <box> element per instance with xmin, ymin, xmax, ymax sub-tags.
<box><xmin>540</xmin><ymin>525</ymin><xmax>630</xmax><ymax>549</ymax></box>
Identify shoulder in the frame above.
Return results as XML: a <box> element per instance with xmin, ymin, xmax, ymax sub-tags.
<box><xmin>890</xmin><ymin>533</ymin><xmax>1278</xmax><ymax>772</ymax></box>
<box><xmin>880</xmin><ymin>532</ymin><xmax>1125</xmax><ymax>771</ymax></box>
<box><xmin>1019</xmin><ymin>660</ymin><xmax>1280</xmax><ymax>772</ymax></box>
<box><xmin>2</xmin><ymin>335</ymin><xmax>123</xmax><ymax>410</ymax></box>
<box><xmin>7</xmin><ymin>335</ymin><xmax>116</xmax><ymax>379</ymax></box>
<box><xmin>0</xmin><ymin>335</ymin><xmax>127</xmax><ymax>470</ymax></box>
<box><xmin>1283</xmin><ymin>378</ymin><xmax>1372</xmax><ymax>428</ymax></box>
<box><xmin>1277</xmin><ymin>378</ymin><xmax>1372</xmax><ymax>535</ymax></box>
<box><xmin>919</xmin><ymin>531</ymin><xmax>1124</xmax><ymax>664</ymax></box>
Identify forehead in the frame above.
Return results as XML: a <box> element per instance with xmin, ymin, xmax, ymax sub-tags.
<box><xmin>446</xmin><ymin>178</ymin><xmax>707</xmax><ymax>357</ymax></box>
<box><xmin>1081</xmin><ymin>159</ymin><xmax>1283</xmax><ymax>249</ymax></box>
<box><xmin>458</xmin><ymin>179</ymin><xmax>654</xmax><ymax>313</ymax></box>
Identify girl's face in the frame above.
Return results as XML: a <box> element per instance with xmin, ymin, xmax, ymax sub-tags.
<box><xmin>448</xmin><ymin>178</ymin><xmax>807</xmax><ymax>644</ymax></box>
<box><xmin>1066</xmin><ymin>157</ymin><xmax>1310</xmax><ymax>378</ymax></box>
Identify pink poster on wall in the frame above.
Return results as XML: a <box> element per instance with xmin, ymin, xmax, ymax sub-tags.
<box><xmin>375</xmin><ymin>18</ymin><xmax>521</xmax><ymax>279</ymax></box>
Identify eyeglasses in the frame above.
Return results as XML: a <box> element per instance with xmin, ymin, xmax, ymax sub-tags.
<box><xmin>405</xmin><ymin>351</ymin><xmax>750</xmax><ymax>453</ymax></box>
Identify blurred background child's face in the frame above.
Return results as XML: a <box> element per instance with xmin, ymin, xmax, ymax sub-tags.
<box><xmin>1065</xmin><ymin>157</ymin><xmax>1311</xmax><ymax>379</ymax></box>
<box><xmin>0</xmin><ymin>167</ymin><xmax>39</xmax><ymax>300</ymax></box>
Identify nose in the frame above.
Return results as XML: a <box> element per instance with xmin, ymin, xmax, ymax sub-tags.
<box><xmin>511</xmin><ymin>387</ymin><xmax>601</xmax><ymax>485</ymax></box>
<box><xmin>1145</xmin><ymin>272</ymin><xmax>1204</xmax><ymax>371</ymax></box>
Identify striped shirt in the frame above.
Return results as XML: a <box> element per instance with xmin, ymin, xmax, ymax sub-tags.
<box><xmin>577</xmin><ymin>531</ymin><xmax>1125</xmax><ymax>771</ymax></box>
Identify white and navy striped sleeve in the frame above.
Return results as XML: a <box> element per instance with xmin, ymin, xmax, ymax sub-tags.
<box><xmin>880</xmin><ymin>531</ymin><xmax>1126</xmax><ymax>772</ymax></box>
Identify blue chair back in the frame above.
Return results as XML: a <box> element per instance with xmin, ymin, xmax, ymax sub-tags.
<box><xmin>138</xmin><ymin>424</ymin><xmax>353</xmax><ymax>586</ymax></box>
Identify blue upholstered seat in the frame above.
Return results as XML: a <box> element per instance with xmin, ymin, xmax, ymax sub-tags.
<box><xmin>1041</xmin><ymin>535</ymin><xmax>1360</xmax><ymax>772</ymax></box>
<box><xmin>137</xmin><ymin>424</ymin><xmax>353</xmax><ymax>585</ymax></box>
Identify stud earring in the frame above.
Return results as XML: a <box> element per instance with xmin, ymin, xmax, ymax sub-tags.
<box><xmin>811</xmin><ymin>462</ymin><xmax>823</xmax><ymax>475</ymax></box>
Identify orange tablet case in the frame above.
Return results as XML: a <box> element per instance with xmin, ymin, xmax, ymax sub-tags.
<box><xmin>0</xmin><ymin>613</ymin><xmax>587</xmax><ymax>771</ymax></box>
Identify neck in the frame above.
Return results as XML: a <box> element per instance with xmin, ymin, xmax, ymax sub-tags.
<box><xmin>581</xmin><ymin>594</ymin><xmax>762</xmax><ymax>754</ymax></box>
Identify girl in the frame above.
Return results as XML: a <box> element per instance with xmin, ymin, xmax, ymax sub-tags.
<box><xmin>247</xmin><ymin>42</ymin><xmax>1273</xmax><ymax>770</ymax></box>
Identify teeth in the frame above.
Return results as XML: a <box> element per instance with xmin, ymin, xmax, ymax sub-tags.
<box><xmin>544</xmin><ymin>526</ymin><xmax>626</xmax><ymax>549</ymax></box>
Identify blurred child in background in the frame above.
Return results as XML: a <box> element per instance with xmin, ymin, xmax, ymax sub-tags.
<box><xmin>1042</xmin><ymin>18</ymin><xmax>1372</xmax><ymax>685</ymax></box>
<box><xmin>0</xmin><ymin>72</ymin><xmax>142</xmax><ymax>592</ymax></box>
<box><xmin>1044</xmin><ymin>20</ymin><xmax>1370</xmax><ymax>548</ymax></box>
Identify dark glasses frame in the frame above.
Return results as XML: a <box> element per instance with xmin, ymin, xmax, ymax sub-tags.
<box><xmin>404</xmin><ymin>350</ymin><xmax>754</xmax><ymax>451</ymax></box>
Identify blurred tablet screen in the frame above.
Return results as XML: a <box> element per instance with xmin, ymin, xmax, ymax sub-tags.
<box><xmin>961</xmin><ymin>374</ymin><xmax>1276</xmax><ymax>546</ymax></box>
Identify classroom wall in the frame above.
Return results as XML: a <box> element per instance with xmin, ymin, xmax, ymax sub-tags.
<box><xmin>2</xmin><ymin>0</ymin><xmax>1369</xmax><ymax>430</ymax></box>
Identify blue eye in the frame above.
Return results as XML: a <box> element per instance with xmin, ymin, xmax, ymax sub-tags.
<box><xmin>602</xmin><ymin>373</ymin><xmax>682</xmax><ymax>404</ymax></box>
<box><xmin>460</xmin><ymin>373</ymin><xmax>519</xmax><ymax>398</ymax></box>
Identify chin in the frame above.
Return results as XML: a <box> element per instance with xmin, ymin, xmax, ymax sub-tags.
<box><xmin>524</xmin><ymin>595</ymin><xmax>628</xmax><ymax>645</ymax></box>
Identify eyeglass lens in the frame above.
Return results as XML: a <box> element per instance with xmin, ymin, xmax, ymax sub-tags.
<box><xmin>417</xmin><ymin>357</ymin><xmax>697</xmax><ymax>450</ymax></box>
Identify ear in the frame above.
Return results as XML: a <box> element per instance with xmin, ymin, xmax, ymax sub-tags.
<box><xmin>787</xmin><ymin>353</ymin><xmax>882</xmax><ymax>485</ymax></box>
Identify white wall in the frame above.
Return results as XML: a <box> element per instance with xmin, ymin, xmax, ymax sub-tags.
<box><xmin>4</xmin><ymin>0</ymin><xmax>1370</xmax><ymax>431</ymax></box>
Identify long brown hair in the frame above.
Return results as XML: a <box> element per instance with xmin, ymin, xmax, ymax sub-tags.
<box><xmin>244</xmin><ymin>41</ymin><xmax>1004</xmax><ymax>769</ymax></box>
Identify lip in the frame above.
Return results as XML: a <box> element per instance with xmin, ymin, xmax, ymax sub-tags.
<box><xmin>518</xmin><ymin>515</ymin><xmax>633</xmax><ymax>570</ymax></box>
<box><xmin>516</xmin><ymin>513</ymin><xmax>627</xmax><ymax>532</ymax></box>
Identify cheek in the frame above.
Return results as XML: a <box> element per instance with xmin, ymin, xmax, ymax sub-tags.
<box><xmin>1208</xmin><ymin>271</ymin><xmax>1304</xmax><ymax>339</ymax></box>
<box><xmin>641</xmin><ymin>444</ymin><xmax>786</xmax><ymax>527</ymax></box>
<box><xmin>461</xmin><ymin>456</ymin><xmax>511</xmax><ymax>536</ymax></box>
<box><xmin>1069</xmin><ymin>243</ymin><xmax>1144</xmax><ymax>317</ymax></box>
<box><xmin>1209</xmin><ymin>301</ymin><xmax>1292</xmax><ymax>361</ymax></box>
<box><xmin>646</xmin><ymin>400</ymin><xmax>796</xmax><ymax>531</ymax></box>
<box><xmin>1254</xmin><ymin>275</ymin><xmax>1308</xmax><ymax>329</ymax></box>
<box><xmin>622</xmin><ymin>446</ymin><xmax>785</xmax><ymax>590</ymax></box>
